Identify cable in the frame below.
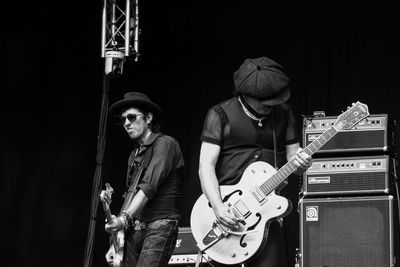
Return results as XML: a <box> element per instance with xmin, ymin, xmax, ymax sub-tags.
<box><xmin>392</xmin><ymin>155</ymin><xmax>400</xmax><ymax>247</ymax></box>
<box><xmin>83</xmin><ymin>73</ymin><xmax>110</xmax><ymax>267</ymax></box>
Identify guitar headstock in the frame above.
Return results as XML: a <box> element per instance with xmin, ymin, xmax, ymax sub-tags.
<box><xmin>333</xmin><ymin>101</ymin><xmax>370</xmax><ymax>131</ymax></box>
<box><xmin>99</xmin><ymin>183</ymin><xmax>114</xmax><ymax>208</ymax></box>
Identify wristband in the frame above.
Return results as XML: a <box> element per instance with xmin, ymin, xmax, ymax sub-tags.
<box><xmin>119</xmin><ymin>211</ymin><xmax>132</xmax><ymax>230</ymax></box>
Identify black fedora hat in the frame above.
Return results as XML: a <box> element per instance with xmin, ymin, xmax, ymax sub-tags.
<box><xmin>109</xmin><ymin>92</ymin><xmax>163</xmax><ymax>121</ymax></box>
<box><xmin>233</xmin><ymin>57</ymin><xmax>290</xmax><ymax>106</ymax></box>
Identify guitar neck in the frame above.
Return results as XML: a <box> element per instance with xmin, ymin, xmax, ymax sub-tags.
<box><xmin>259</xmin><ymin>126</ymin><xmax>338</xmax><ymax>195</ymax></box>
<box><xmin>103</xmin><ymin>205</ymin><xmax>114</xmax><ymax>224</ymax></box>
<box><xmin>102</xmin><ymin>202</ymin><xmax>120</xmax><ymax>247</ymax></box>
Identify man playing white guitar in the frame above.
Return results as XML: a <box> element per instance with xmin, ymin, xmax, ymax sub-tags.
<box><xmin>196</xmin><ymin>57</ymin><xmax>312</xmax><ymax>266</ymax></box>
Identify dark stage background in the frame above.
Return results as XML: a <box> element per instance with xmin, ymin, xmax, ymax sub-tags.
<box><xmin>3</xmin><ymin>1</ymin><xmax>400</xmax><ymax>267</ymax></box>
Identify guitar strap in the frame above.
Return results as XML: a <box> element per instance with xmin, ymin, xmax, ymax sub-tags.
<box><xmin>273</xmin><ymin>107</ymin><xmax>289</xmax><ymax>194</ymax></box>
<box><xmin>119</xmin><ymin>134</ymin><xmax>162</xmax><ymax>213</ymax></box>
<box><xmin>272</xmin><ymin>107</ymin><xmax>278</xmax><ymax>170</ymax></box>
<box><xmin>230</xmin><ymin>100</ymin><xmax>280</xmax><ymax>182</ymax></box>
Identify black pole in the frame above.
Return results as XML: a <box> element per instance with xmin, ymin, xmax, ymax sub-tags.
<box><xmin>83</xmin><ymin>72</ymin><xmax>110</xmax><ymax>267</ymax></box>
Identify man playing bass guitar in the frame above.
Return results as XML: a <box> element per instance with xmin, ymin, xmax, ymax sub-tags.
<box><xmin>104</xmin><ymin>92</ymin><xmax>185</xmax><ymax>267</ymax></box>
<box><xmin>197</xmin><ymin>57</ymin><xmax>312</xmax><ymax>266</ymax></box>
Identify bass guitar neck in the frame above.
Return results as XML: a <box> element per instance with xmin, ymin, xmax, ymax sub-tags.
<box><xmin>100</xmin><ymin>183</ymin><xmax>125</xmax><ymax>267</ymax></box>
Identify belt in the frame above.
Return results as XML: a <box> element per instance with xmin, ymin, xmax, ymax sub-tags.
<box><xmin>133</xmin><ymin>219</ymin><xmax>178</xmax><ymax>231</ymax></box>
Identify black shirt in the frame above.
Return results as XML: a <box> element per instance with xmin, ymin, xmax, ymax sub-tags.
<box><xmin>126</xmin><ymin>132</ymin><xmax>185</xmax><ymax>222</ymax></box>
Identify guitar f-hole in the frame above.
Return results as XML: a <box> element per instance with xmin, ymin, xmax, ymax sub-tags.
<box><xmin>223</xmin><ymin>190</ymin><xmax>242</xmax><ymax>202</ymax></box>
<box><xmin>239</xmin><ymin>213</ymin><xmax>261</xmax><ymax>248</ymax></box>
<box><xmin>208</xmin><ymin>190</ymin><xmax>242</xmax><ymax>208</ymax></box>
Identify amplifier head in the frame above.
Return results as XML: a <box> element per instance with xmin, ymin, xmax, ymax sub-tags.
<box><xmin>302</xmin><ymin>155</ymin><xmax>394</xmax><ymax>196</ymax></box>
<box><xmin>168</xmin><ymin>227</ymin><xmax>210</xmax><ymax>265</ymax></box>
<box><xmin>173</xmin><ymin>227</ymin><xmax>198</xmax><ymax>255</ymax></box>
<box><xmin>302</xmin><ymin>114</ymin><xmax>395</xmax><ymax>156</ymax></box>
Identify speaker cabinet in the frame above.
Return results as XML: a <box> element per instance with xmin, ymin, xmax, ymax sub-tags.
<box><xmin>299</xmin><ymin>196</ymin><xmax>397</xmax><ymax>267</ymax></box>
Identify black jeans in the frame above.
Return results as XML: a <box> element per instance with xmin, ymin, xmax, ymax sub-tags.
<box><xmin>124</xmin><ymin>219</ymin><xmax>178</xmax><ymax>267</ymax></box>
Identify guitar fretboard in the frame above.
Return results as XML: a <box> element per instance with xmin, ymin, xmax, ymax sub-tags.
<box><xmin>258</xmin><ymin>126</ymin><xmax>338</xmax><ymax>196</ymax></box>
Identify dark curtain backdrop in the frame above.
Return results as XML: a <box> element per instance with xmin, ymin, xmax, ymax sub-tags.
<box><xmin>3</xmin><ymin>1</ymin><xmax>400</xmax><ymax>267</ymax></box>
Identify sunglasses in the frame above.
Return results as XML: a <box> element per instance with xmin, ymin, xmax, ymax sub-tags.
<box><xmin>117</xmin><ymin>113</ymin><xmax>144</xmax><ymax>125</ymax></box>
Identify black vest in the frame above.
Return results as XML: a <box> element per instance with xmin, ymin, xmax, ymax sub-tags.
<box><xmin>216</xmin><ymin>97</ymin><xmax>289</xmax><ymax>185</ymax></box>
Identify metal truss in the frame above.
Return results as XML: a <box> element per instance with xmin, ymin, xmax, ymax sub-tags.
<box><xmin>101</xmin><ymin>0</ymin><xmax>140</xmax><ymax>76</ymax></box>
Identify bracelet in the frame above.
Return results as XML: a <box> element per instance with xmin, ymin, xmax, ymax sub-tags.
<box><xmin>119</xmin><ymin>211</ymin><xmax>132</xmax><ymax>230</ymax></box>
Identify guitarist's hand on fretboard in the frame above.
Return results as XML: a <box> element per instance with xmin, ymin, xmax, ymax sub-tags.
<box><xmin>292</xmin><ymin>147</ymin><xmax>313</xmax><ymax>175</ymax></box>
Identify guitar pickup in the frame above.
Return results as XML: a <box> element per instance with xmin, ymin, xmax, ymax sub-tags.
<box><xmin>250</xmin><ymin>186</ymin><xmax>267</xmax><ymax>204</ymax></box>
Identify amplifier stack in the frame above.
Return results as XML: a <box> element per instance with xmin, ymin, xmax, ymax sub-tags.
<box><xmin>299</xmin><ymin>113</ymin><xmax>399</xmax><ymax>267</ymax></box>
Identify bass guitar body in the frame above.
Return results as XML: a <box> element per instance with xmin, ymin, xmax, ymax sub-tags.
<box><xmin>191</xmin><ymin>161</ymin><xmax>291</xmax><ymax>265</ymax></box>
<box><xmin>110</xmin><ymin>230</ymin><xmax>125</xmax><ymax>267</ymax></box>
